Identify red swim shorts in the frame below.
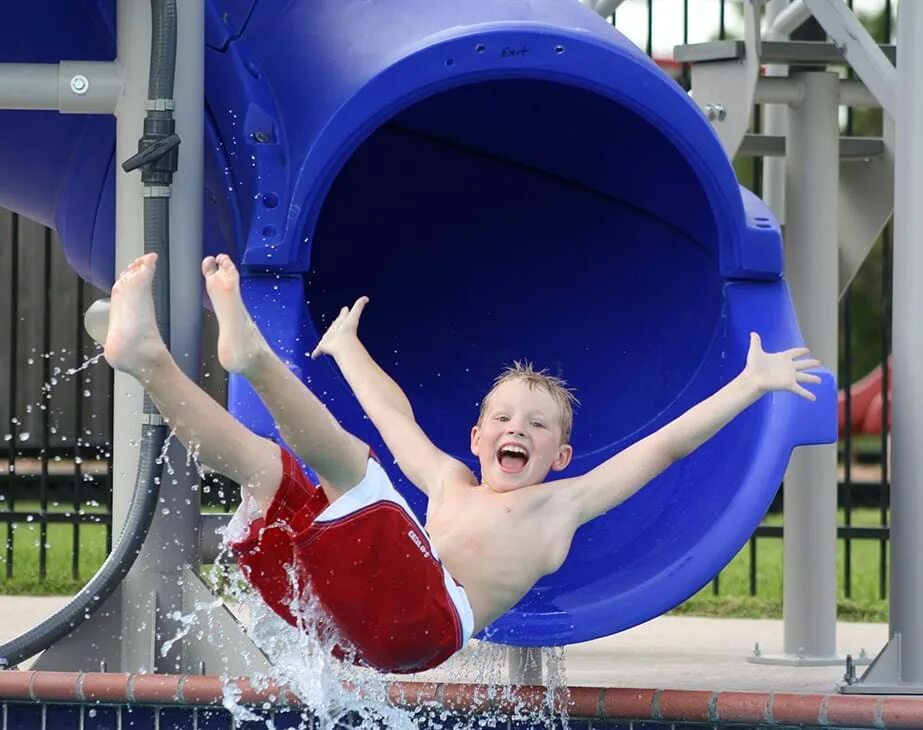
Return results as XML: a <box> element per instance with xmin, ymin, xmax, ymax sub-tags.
<box><xmin>226</xmin><ymin>448</ymin><xmax>474</xmax><ymax>674</ymax></box>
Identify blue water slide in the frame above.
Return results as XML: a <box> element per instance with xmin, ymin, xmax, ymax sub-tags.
<box><xmin>0</xmin><ymin>0</ymin><xmax>836</xmax><ymax>646</ymax></box>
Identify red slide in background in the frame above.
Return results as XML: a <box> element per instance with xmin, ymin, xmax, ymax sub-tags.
<box><xmin>839</xmin><ymin>359</ymin><xmax>892</xmax><ymax>436</ymax></box>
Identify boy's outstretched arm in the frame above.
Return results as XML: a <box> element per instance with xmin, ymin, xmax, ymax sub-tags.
<box><xmin>311</xmin><ymin>298</ymin><xmax>476</xmax><ymax>498</ymax></box>
<box><xmin>558</xmin><ymin>333</ymin><xmax>822</xmax><ymax>527</ymax></box>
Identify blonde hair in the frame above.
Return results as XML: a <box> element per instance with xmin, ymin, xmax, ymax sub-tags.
<box><xmin>478</xmin><ymin>361</ymin><xmax>578</xmax><ymax>443</ymax></box>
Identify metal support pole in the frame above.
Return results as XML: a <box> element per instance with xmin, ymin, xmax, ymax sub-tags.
<box><xmin>117</xmin><ymin>0</ymin><xmax>205</xmax><ymax>674</ymax></box>
<box><xmin>762</xmin><ymin>0</ymin><xmax>790</xmax><ymax>222</ymax></box>
<box><xmin>112</xmin><ymin>0</ymin><xmax>158</xmax><ymax>673</ymax></box>
<box><xmin>782</xmin><ymin>71</ymin><xmax>840</xmax><ymax>663</ymax></box>
<box><xmin>888</xmin><ymin>0</ymin><xmax>923</xmax><ymax>686</ymax></box>
<box><xmin>751</xmin><ymin>72</ymin><xmax>842</xmax><ymax>666</ymax></box>
<box><xmin>842</xmin><ymin>0</ymin><xmax>923</xmax><ymax>696</ymax></box>
<box><xmin>804</xmin><ymin>0</ymin><xmax>896</xmax><ymax>117</ymax></box>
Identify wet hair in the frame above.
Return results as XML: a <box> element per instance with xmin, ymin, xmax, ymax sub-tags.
<box><xmin>478</xmin><ymin>361</ymin><xmax>578</xmax><ymax>443</ymax></box>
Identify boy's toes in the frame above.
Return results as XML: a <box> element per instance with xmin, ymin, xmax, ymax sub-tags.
<box><xmin>217</xmin><ymin>254</ymin><xmax>235</xmax><ymax>272</ymax></box>
<box><xmin>202</xmin><ymin>256</ymin><xmax>218</xmax><ymax>277</ymax></box>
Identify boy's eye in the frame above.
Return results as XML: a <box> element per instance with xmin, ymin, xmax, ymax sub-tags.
<box><xmin>531</xmin><ymin>421</ymin><xmax>545</xmax><ymax>429</ymax></box>
<box><xmin>495</xmin><ymin>415</ymin><xmax>509</xmax><ymax>422</ymax></box>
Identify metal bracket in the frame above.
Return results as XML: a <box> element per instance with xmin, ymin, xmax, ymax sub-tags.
<box><xmin>679</xmin><ymin>0</ymin><xmax>762</xmax><ymax>157</ymax></box>
<box><xmin>508</xmin><ymin>645</ymin><xmax>544</xmax><ymax>685</ymax></box>
<box><xmin>840</xmin><ymin>633</ymin><xmax>923</xmax><ymax>694</ymax></box>
<box><xmin>804</xmin><ymin>0</ymin><xmax>897</xmax><ymax>116</ymax></box>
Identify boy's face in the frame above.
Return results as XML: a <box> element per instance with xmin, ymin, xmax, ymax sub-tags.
<box><xmin>470</xmin><ymin>379</ymin><xmax>573</xmax><ymax>492</ymax></box>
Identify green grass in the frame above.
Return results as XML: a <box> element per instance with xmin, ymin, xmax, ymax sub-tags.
<box><xmin>1</xmin><ymin>503</ymin><xmax>891</xmax><ymax>622</ymax></box>
<box><xmin>0</xmin><ymin>500</ymin><xmax>233</xmax><ymax>595</ymax></box>
<box><xmin>671</xmin><ymin>507</ymin><xmax>889</xmax><ymax>622</ymax></box>
<box><xmin>0</xmin><ymin>521</ymin><xmax>110</xmax><ymax>596</ymax></box>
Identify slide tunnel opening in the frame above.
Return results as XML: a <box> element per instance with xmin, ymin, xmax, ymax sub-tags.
<box><xmin>308</xmin><ymin>77</ymin><xmax>756</xmax><ymax>605</ymax></box>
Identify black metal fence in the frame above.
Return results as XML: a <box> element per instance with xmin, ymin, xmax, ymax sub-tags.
<box><xmin>0</xmin><ymin>0</ymin><xmax>896</xmax><ymax>604</ymax></box>
<box><xmin>0</xmin><ymin>212</ymin><xmax>114</xmax><ymax>584</ymax></box>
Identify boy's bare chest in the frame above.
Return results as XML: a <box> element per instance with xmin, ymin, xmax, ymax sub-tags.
<box><xmin>426</xmin><ymin>485</ymin><xmax>572</xmax><ymax>579</ymax></box>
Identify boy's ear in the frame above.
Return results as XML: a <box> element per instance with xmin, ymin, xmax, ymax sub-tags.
<box><xmin>551</xmin><ymin>443</ymin><xmax>573</xmax><ymax>472</ymax></box>
<box><xmin>470</xmin><ymin>425</ymin><xmax>481</xmax><ymax>457</ymax></box>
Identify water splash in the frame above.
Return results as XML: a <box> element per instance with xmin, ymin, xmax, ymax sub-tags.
<box><xmin>158</xmin><ymin>457</ymin><xmax>572</xmax><ymax>727</ymax></box>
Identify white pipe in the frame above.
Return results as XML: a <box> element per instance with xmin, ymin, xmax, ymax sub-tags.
<box><xmin>0</xmin><ymin>62</ymin><xmax>122</xmax><ymax>113</ymax></box>
<box><xmin>765</xmin><ymin>0</ymin><xmax>811</xmax><ymax>40</ymax></box>
<box><xmin>593</xmin><ymin>0</ymin><xmax>627</xmax><ymax>18</ymax></box>
<box><xmin>755</xmin><ymin>77</ymin><xmax>879</xmax><ymax>108</ymax></box>
<box><xmin>0</xmin><ymin>65</ymin><xmax>58</xmax><ymax>108</ymax></box>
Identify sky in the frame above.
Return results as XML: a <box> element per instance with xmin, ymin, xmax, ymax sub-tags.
<box><xmin>603</xmin><ymin>0</ymin><xmax>894</xmax><ymax>59</ymax></box>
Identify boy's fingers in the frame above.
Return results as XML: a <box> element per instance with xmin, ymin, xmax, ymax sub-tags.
<box><xmin>796</xmin><ymin>372</ymin><xmax>823</xmax><ymax>384</ymax></box>
<box><xmin>792</xmin><ymin>384</ymin><xmax>816</xmax><ymax>401</ymax></box>
<box><xmin>785</xmin><ymin>347</ymin><xmax>811</xmax><ymax>359</ymax></box>
<box><xmin>794</xmin><ymin>358</ymin><xmax>821</xmax><ymax>370</ymax></box>
<box><xmin>351</xmin><ymin>296</ymin><xmax>369</xmax><ymax>318</ymax></box>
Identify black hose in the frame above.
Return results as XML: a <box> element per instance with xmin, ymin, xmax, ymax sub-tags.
<box><xmin>0</xmin><ymin>0</ymin><xmax>179</xmax><ymax>669</ymax></box>
<box><xmin>148</xmin><ymin>0</ymin><xmax>177</xmax><ymax>100</ymax></box>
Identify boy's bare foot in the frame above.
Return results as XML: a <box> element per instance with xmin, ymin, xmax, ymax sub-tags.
<box><xmin>104</xmin><ymin>253</ymin><xmax>170</xmax><ymax>377</ymax></box>
<box><xmin>202</xmin><ymin>254</ymin><xmax>269</xmax><ymax>375</ymax></box>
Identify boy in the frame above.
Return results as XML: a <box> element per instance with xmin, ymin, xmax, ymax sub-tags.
<box><xmin>103</xmin><ymin>252</ymin><xmax>821</xmax><ymax>674</ymax></box>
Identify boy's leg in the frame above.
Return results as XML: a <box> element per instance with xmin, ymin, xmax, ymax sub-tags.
<box><xmin>203</xmin><ymin>254</ymin><xmax>368</xmax><ymax>501</ymax></box>
<box><xmin>104</xmin><ymin>254</ymin><xmax>283</xmax><ymax>513</ymax></box>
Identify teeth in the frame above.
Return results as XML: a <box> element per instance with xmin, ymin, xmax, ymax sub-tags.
<box><xmin>501</xmin><ymin>445</ymin><xmax>527</xmax><ymax>456</ymax></box>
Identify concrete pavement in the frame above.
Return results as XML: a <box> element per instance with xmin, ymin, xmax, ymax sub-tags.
<box><xmin>0</xmin><ymin>594</ymin><xmax>888</xmax><ymax>693</ymax></box>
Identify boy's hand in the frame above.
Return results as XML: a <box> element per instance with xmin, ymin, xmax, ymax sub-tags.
<box><xmin>311</xmin><ymin>296</ymin><xmax>369</xmax><ymax>360</ymax></box>
<box><xmin>744</xmin><ymin>332</ymin><xmax>822</xmax><ymax>400</ymax></box>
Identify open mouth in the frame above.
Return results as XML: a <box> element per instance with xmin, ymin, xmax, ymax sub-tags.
<box><xmin>497</xmin><ymin>443</ymin><xmax>530</xmax><ymax>474</ymax></box>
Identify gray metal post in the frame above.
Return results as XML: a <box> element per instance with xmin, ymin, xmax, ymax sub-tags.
<box><xmin>112</xmin><ymin>0</ymin><xmax>158</xmax><ymax>672</ymax></box>
<box><xmin>762</xmin><ymin>0</ymin><xmax>792</xmax><ymax>222</ymax></box>
<box><xmin>888</xmin><ymin>0</ymin><xmax>923</xmax><ymax>686</ymax></box>
<box><xmin>117</xmin><ymin>0</ymin><xmax>205</xmax><ymax>674</ymax></box>
<box><xmin>783</xmin><ymin>71</ymin><xmax>840</xmax><ymax>661</ymax></box>
<box><xmin>842</xmin><ymin>0</ymin><xmax>923</xmax><ymax>695</ymax></box>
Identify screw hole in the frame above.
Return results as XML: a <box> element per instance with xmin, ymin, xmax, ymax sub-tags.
<box><xmin>445</xmin><ymin>58</ymin><xmax>455</xmax><ymax>68</ymax></box>
<box><xmin>262</xmin><ymin>193</ymin><xmax>279</xmax><ymax>209</ymax></box>
<box><xmin>262</xmin><ymin>225</ymin><xmax>278</xmax><ymax>238</ymax></box>
<box><xmin>554</xmin><ymin>45</ymin><xmax>565</xmax><ymax>55</ymax></box>
<box><xmin>476</xmin><ymin>44</ymin><xmax>486</xmax><ymax>54</ymax></box>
